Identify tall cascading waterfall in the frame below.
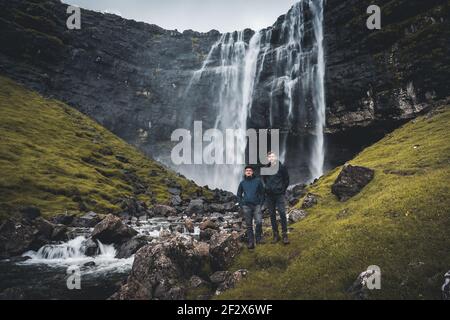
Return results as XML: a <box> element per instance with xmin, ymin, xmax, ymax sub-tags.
<box><xmin>184</xmin><ymin>0</ymin><xmax>325</xmax><ymax>191</ymax></box>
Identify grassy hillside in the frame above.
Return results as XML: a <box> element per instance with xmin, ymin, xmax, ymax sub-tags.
<box><xmin>0</xmin><ymin>76</ymin><xmax>206</xmax><ymax>220</ymax></box>
<box><xmin>220</xmin><ymin>105</ymin><xmax>450</xmax><ymax>299</ymax></box>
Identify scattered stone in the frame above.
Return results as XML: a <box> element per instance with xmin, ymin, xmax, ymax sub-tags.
<box><xmin>153</xmin><ymin>204</ymin><xmax>177</xmax><ymax>217</ymax></box>
<box><xmin>288</xmin><ymin>209</ymin><xmax>307</xmax><ymax>223</ymax></box>
<box><xmin>91</xmin><ymin>214</ymin><xmax>137</xmax><ymax>245</ymax></box>
<box><xmin>184</xmin><ymin>218</ymin><xmax>195</xmax><ymax>233</ymax></box>
<box><xmin>72</xmin><ymin>211</ymin><xmax>101</xmax><ymax>227</ymax></box>
<box><xmin>301</xmin><ymin>193</ymin><xmax>318</xmax><ymax>209</ymax></box>
<box><xmin>199</xmin><ymin>228</ymin><xmax>217</xmax><ymax>242</ymax></box>
<box><xmin>187</xmin><ymin>199</ymin><xmax>204</xmax><ymax>215</ymax></box>
<box><xmin>200</xmin><ymin>219</ymin><xmax>219</xmax><ymax>231</ymax></box>
<box><xmin>331</xmin><ymin>164</ymin><xmax>375</xmax><ymax>201</ymax></box>
<box><xmin>51</xmin><ymin>214</ymin><xmax>75</xmax><ymax>226</ymax></box>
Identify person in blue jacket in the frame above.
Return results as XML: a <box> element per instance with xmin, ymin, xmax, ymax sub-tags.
<box><xmin>237</xmin><ymin>165</ymin><xmax>265</xmax><ymax>249</ymax></box>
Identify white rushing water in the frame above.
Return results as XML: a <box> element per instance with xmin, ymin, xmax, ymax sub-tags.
<box><xmin>21</xmin><ymin>236</ymin><xmax>134</xmax><ymax>274</ymax></box>
<box><xmin>185</xmin><ymin>0</ymin><xmax>326</xmax><ymax>191</ymax></box>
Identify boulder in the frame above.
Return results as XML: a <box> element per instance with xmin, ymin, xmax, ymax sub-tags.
<box><xmin>288</xmin><ymin>209</ymin><xmax>308</xmax><ymax>223</ymax></box>
<box><xmin>82</xmin><ymin>238</ymin><xmax>99</xmax><ymax>256</ymax></box>
<box><xmin>200</xmin><ymin>219</ymin><xmax>219</xmax><ymax>231</ymax></box>
<box><xmin>116</xmin><ymin>236</ymin><xmax>148</xmax><ymax>259</ymax></box>
<box><xmin>51</xmin><ymin>214</ymin><xmax>75</xmax><ymax>226</ymax></box>
<box><xmin>91</xmin><ymin>214</ymin><xmax>137</xmax><ymax>245</ymax></box>
<box><xmin>331</xmin><ymin>164</ymin><xmax>375</xmax><ymax>201</ymax></box>
<box><xmin>186</xmin><ymin>199</ymin><xmax>204</xmax><ymax>215</ymax></box>
<box><xmin>209</xmin><ymin>231</ymin><xmax>241</xmax><ymax>271</ymax></box>
<box><xmin>210</xmin><ymin>269</ymin><xmax>248</xmax><ymax>294</ymax></box>
<box><xmin>111</xmin><ymin>236</ymin><xmax>208</xmax><ymax>300</ymax></box>
<box><xmin>72</xmin><ymin>211</ymin><xmax>101</xmax><ymax>227</ymax></box>
<box><xmin>153</xmin><ymin>204</ymin><xmax>177</xmax><ymax>217</ymax></box>
<box><xmin>184</xmin><ymin>218</ymin><xmax>195</xmax><ymax>233</ymax></box>
<box><xmin>199</xmin><ymin>228</ymin><xmax>217</xmax><ymax>242</ymax></box>
<box><xmin>51</xmin><ymin>224</ymin><xmax>69</xmax><ymax>241</ymax></box>
<box><xmin>301</xmin><ymin>193</ymin><xmax>318</xmax><ymax>209</ymax></box>
<box><xmin>0</xmin><ymin>219</ymin><xmax>35</xmax><ymax>259</ymax></box>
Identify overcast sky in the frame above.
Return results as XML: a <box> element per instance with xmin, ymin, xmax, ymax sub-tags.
<box><xmin>63</xmin><ymin>0</ymin><xmax>299</xmax><ymax>32</ymax></box>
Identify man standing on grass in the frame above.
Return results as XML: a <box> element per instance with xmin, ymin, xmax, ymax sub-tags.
<box><xmin>237</xmin><ymin>165</ymin><xmax>265</xmax><ymax>249</ymax></box>
<box><xmin>263</xmin><ymin>151</ymin><xmax>290</xmax><ymax>245</ymax></box>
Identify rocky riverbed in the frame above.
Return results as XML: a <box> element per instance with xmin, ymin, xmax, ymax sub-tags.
<box><xmin>0</xmin><ymin>185</ymin><xmax>309</xmax><ymax>300</ymax></box>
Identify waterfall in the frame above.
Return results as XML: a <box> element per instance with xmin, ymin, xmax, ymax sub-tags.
<box><xmin>185</xmin><ymin>0</ymin><xmax>325</xmax><ymax>191</ymax></box>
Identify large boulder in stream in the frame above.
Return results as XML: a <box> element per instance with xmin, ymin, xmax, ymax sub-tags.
<box><xmin>91</xmin><ymin>214</ymin><xmax>137</xmax><ymax>245</ymax></box>
<box><xmin>0</xmin><ymin>217</ymin><xmax>56</xmax><ymax>258</ymax></box>
<box><xmin>111</xmin><ymin>236</ymin><xmax>210</xmax><ymax>300</ymax></box>
<box><xmin>331</xmin><ymin>164</ymin><xmax>375</xmax><ymax>201</ymax></box>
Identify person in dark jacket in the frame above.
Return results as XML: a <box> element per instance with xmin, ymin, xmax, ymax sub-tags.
<box><xmin>262</xmin><ymin>151</ymin><xmax>290</xmax><ymax>244</ymax></box>
<box><xmin>237</xmin><ymin>165</ymin><xmax>265</xmax><ymax>249</ymax></box>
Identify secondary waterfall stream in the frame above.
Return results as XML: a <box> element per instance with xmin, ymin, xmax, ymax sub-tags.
<box><xmin>184</xmin><ymin>0</ymin><xmax>326</xmax><ymax>191</ymax></box>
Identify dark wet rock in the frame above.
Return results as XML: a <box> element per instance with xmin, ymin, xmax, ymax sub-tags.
<box><xmin>71</xmin><ymin>211</ymin><xmax>102</xmax><ymax>228</ymax></box>
<box><xmin>209</xmin><ymin>231</ymin><xmax>241</xmax><ymax>271</ymax></box>
<box><xmin>82</xmin><ymin>238</ymin><xmax>99</xmax><ymax>256</ymax></box>
<box><xmin>51</xmin><ymin>224</ymin><xmax>69</xmax><ymax>242</ymax></box>
<box><xmin>116</xmin><ymin>236</ymin><xmax>148</xmax><ymax>259</ymax></box>
<box><xmin>20</xmin><ymin>206</ymin><xmax>41</xmax><ymax>221</ymax></box>
<box><xmin>83</xmin><ymin>261</ymin><xmax>96</xmax><ymax>268</ymax></box>
<box><xmin>8</xmin><ymin>255</ymin><xmax>32</xmax><ymax>263</ymax></box>
<box><xmin>301</xmin><ymin>193</ymin><xmax>318</xmax><ymax>209</ymax></box>
<box><xmin>91</xmin><ymin>214</ymin><xmax>137</xmax><ymax>245</ymax></box>
<box><xmin>153</xmin><ymin>204</ymin><xmax>177</xmax><ymax>217</ymax></box>
<box><xmin>0</xmin><ymin>219</ymin><xmax>42</xmax><ymax>258</ymax></box>
<box><xmin>51</xmin><ymin>214</ymin><xmax>75</xmax><ymax>226</ymax></box>
<box><xmin>288</xmin><ymin>209</ymin><xmax>308</xmax><ymax>224</ymax></box>
<box><xmin>0</xmin><ymin>287</ymin><xmax>27</xmax><ymax>300</ymax></box>
<box><xmin>331</xmin><ymin>164</ymin><xmax>375</xmax><ymax>201</ymax></box>
<box><xmin>199</xmin><ymin>228</ymin><xmax>217</xmax><ymax>242</ymax></box>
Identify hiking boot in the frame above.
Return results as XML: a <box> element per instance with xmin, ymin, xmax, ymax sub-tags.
<box><xmin>271</xmin><ymin>234</ymin><xmax>280</xmax><ymax>244</ymax></box>
<box><xmin>247</xmin><ymin>242</ymin><xmax>255</xmax><ymax>250</ymax></box>
<box><xmin>282</xmin><ymin>234</ymin><xmax>290</xmax><ymax>245</ymax></box>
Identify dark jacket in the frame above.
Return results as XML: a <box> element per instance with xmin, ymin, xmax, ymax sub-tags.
<box><xmin>237</xmin><ymin>175</ymin><xmax>265</xmax><ymax>206</ymax></box>
<box><xmin>262</xmin><ymin>162</ymin><xmax>290</xmax><ymax>195</ymax></box>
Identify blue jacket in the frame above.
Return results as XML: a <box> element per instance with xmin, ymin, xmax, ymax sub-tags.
<box><xmin>237</xmin><ymin>175</ymin><xmax>265</xmax><ymax>206</ymax></box>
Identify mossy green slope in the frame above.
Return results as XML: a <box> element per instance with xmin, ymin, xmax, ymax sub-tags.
<box><xmin>0</xmin><ymin>76</ymin><xmax>206</xmax><ymax>220</ymax></box>
<box><xmin>220</xmin><ymin>105</ymin><xmax>450</xmax><ymax>300</ymax></box>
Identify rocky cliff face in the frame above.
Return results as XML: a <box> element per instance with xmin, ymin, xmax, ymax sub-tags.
<box><xmin>0</xmin><ymin>0</ymin><xmax>448</xmax><ymax>183</ymax></box>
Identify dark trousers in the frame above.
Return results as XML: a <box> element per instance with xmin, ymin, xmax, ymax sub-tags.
<box><xmin>242</xmin><ymin>204</ymin><xmax>262</xmax><ymax>244</ymax></box>
<box><xmin>266</xmin><ymin>194</ymin><xmax>288</xmax><ymax>236</ymax></box>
